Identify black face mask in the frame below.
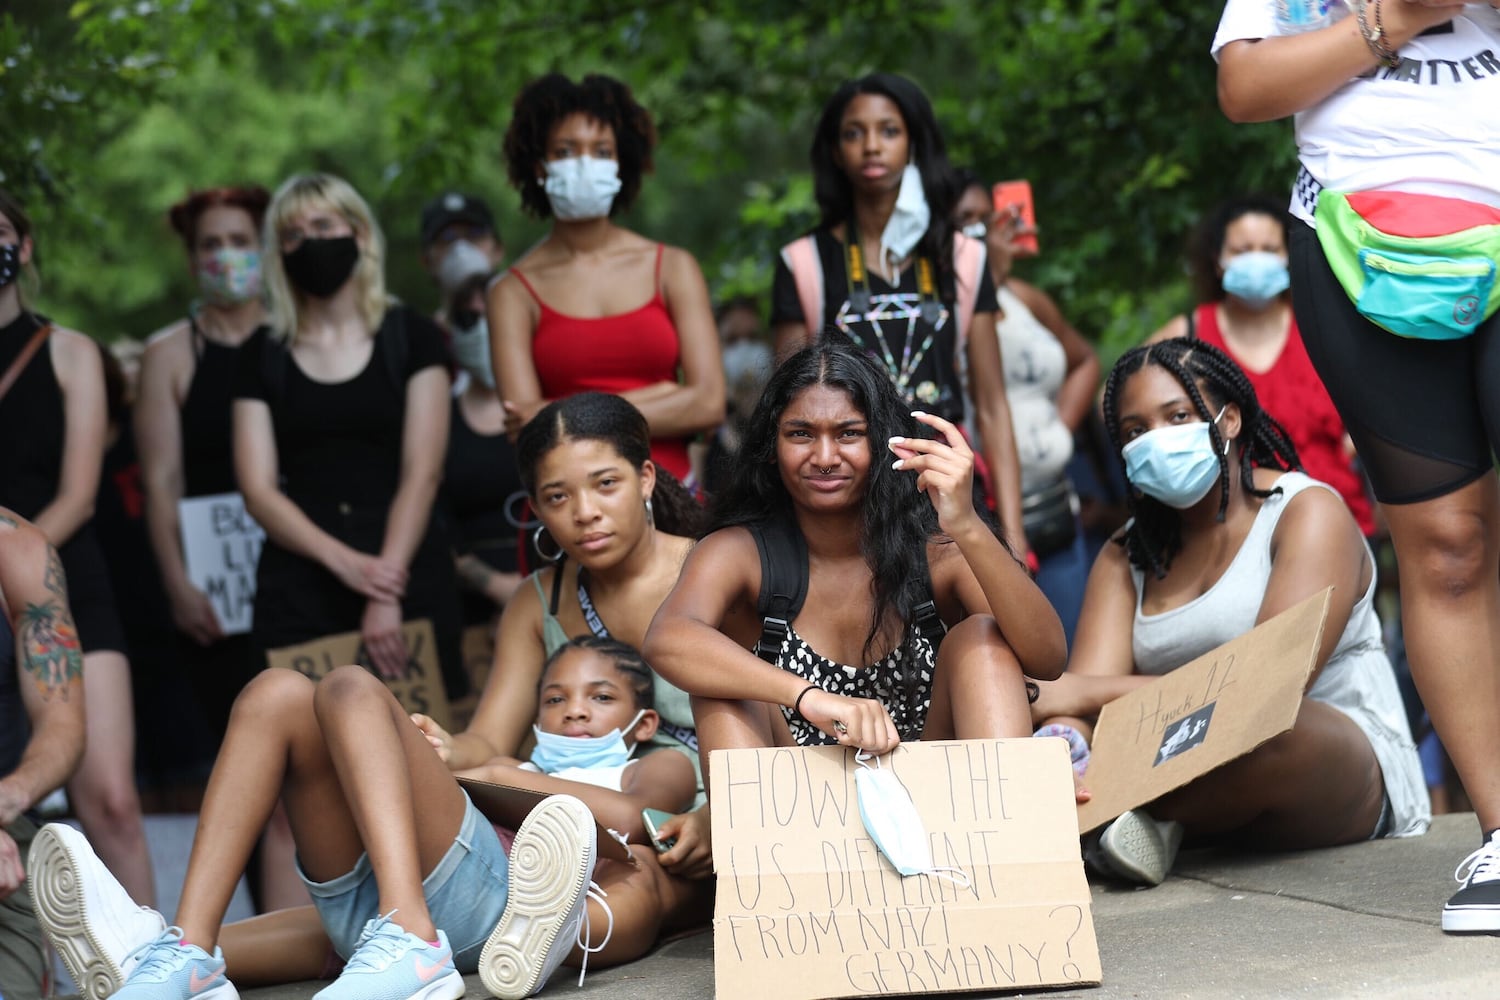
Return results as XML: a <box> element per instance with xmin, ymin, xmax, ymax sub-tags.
<box><xmin>282</xmin><ymin>236</ymin><xmax>359</xmax><ymax>298</ymax></box>
<box><xmin>0</xmin><ymin>243</ymin><xmax>20</xmax><ymax>289</ymax></box>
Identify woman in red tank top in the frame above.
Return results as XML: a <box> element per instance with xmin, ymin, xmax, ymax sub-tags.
<box><xmin>1148</xmin><ymin>195</ymin><xmax>1374</xmax><ymax>535</ymax></box>
<box><xmin>487</xmin><ymin>73</ymin><xmax>724</xmax><ymax>486</ymax></box>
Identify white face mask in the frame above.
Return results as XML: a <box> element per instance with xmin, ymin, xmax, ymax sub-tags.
<box><xmin>878</xmin><ymin>163</ymin><xmax>931</xmax><ymax>278</ymax></box>
<box><xmin>450</xmin><ymin>315</ymin><xmax>495</xmax><ymax>389</ymax></box>
<box><xmin>722</xmin><ymin>339</ymin><xmax>773</xmax><ymax>386</ymax></box>
<box><xmin>541</xmin><ymin>156</ymin><xmax>623</xmax><ymax>221</ymax></box>
<box><xmin>437</xmin><ymin>239</ymin><xmax>492</xmax><ymax>294</ymax></box>
<box><xmin>854</xmin><ymin>750</ymin><xmax>971</xmax><ymax>887</ymax></box>
<box><xmin>959</xmin><ymin>221</ymin><xmax>987</xmax><ymax>240</ymax></box>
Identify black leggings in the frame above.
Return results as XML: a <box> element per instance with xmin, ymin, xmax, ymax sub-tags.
<box><xmin>1290</xmin><ymin>221</ymin><xmax>1500</xmax><ymax>505</ymax></box>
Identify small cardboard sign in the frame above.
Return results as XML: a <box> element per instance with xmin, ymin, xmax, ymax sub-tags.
<box><xmin>266</xmin><ymin>618</ymin><xmax>453</xmax><ymax>733</ymax></box>
<box><xmin>178</xmin><ymin>493</ymin><xmax>265</xmax><ymax>635</ymax></box>
<box><xmin>710</xmin><ymin>740</ymin><xmax>1100</xmax><ymax>1000</ymax></box>
<box><xmin>1076</xmin><ymin>587</ymin><xmax>1332</xmax><ymax>833</ymax></box>
<box><xmin>456</xmin><ymin>775</ymin><xmax>635</xmax><ymax>866</ymax></box>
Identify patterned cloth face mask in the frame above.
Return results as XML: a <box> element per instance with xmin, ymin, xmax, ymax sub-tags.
<box><xmin>196</xmin><ymin>247</ymin><xmax>263</xmax><ymax>305</ymax></box>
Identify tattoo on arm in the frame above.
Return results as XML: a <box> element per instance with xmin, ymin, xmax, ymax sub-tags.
<box><xmin>20</xmin><ymin>553</ymin><xmax>84</xmax><ymax>703</ymax></box>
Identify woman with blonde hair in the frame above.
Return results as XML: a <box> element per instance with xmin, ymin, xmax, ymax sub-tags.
<box><xmin>232</xmin><ymin>172</ymin><xmax>464</xmax><ymax>695</ymax></box>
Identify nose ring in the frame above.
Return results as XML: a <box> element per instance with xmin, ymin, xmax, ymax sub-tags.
<box><xmin>817</xmin><ymin>465</ymin><xmax>834</xmax><ymax>475</ymax></box>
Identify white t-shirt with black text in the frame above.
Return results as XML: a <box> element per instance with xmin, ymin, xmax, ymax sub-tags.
<box><xmin>1212</xmin><ymin>1</ymin><xmax>1500</xmax><ymax>226</ymax></box>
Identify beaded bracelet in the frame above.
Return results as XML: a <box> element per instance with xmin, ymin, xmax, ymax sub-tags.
<box><xmin>793</xmin><ymin>683</ymin><xmax>819</xmax><ymax>719</ymax></box>
<box><xmin>1355</xmin><ymin>0</ymin><xmax>1402</xmax><ymax>68</ymax></box>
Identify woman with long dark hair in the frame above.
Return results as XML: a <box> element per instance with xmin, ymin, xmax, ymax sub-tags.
<box><xmin>772</xmin><ymin>73</ymin><xmax>1029</xmax><ymax>558</ymax></box>
<box><xmin>645</xmin><ymin>336</ymin><xmax>1064</xmax><ymax>768</ymax></box>
<box><xmin>0</xmin><ymin>187</ymin><xmax>155</xmax><ymax>906</ymax></box>
<box><xmin>1032</xmin><ymin>338</ymin><xmax>1426</xmax><ymax>886</ymax></box>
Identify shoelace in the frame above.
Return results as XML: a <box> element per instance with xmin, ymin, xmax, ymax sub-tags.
<box><xmin>1455</xmin><ymin>836</ymin><xmax>1500</xmax><ymax>887</ymax></box>
<box><xmin>572</xmin><ymin>881</ymin><xmax>615</xmax><ymax>987</ymax></box>
<box><xmin>123</xmin><ymin>927</ymin><xmax>193</xmax><ymax>982</ymax></box>
<box><xmin>344</xmin><ymin>910</ymin><xmax>414</xmax><ymax>973</ymax></box>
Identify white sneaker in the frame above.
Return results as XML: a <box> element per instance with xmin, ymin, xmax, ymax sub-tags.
<box><xmin>479</xmin><ymin>794</ymin><xmax>607</xmax><ymax>999</ymax></box>
<box><xmin>1097</xmin><ymin>809</ymin><xmax>1183</xmax><ymax>887</ymax></box>
<box><xmin>28</xmin><ymin>822</ymin><xmax>168</xmax><ymax>1000</ymax></box>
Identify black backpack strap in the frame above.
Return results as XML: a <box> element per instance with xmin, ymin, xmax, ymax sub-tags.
<box><xmin>912</xmin><ymin>550</ymin><xmax>948</xmax><ymax>651</ymax></box>
<box><xmin>749</xmin><ymin>519</ymin><xmax>808</xmax><ymax>663</ymax></box>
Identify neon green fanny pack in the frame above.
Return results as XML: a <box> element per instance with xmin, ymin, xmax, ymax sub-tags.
<box><xmin>1316</xmin><ymin>189</ymin><xmax>1500</xmax><ymax>340</ymax></box>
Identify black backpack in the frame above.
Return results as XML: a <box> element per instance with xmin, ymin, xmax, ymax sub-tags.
<box><xmin>748</xmin><ymin>517</ymin><xmax>947</xmax><ymax>663</ymax></box>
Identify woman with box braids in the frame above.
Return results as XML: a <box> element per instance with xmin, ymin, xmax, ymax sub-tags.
<box><xmin>1031</xmin><ymin>337</ymin><xmax>1427</xmax><ymax>889</ymax></box>
<box><xmin>1101</xmin><ymin>337</ymin><xmax>1299</xmax><ymax>579</ymax></box>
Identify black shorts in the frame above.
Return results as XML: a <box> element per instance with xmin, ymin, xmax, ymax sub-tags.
<box><xmin>1290</xmin><ymin>221</ymin><xmax>1500</xmax><ymax>505</ymax></box>
<box><xmin>57</xmin><ymin>525</ymin><xmax>127</xmax><ymax>656</ymax></box>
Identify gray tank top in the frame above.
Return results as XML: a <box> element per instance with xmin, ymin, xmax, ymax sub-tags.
<box><xmin>1129</xmin><ymin>472</ymin><xmax>1429</xmax><ymax>838</ymax></box>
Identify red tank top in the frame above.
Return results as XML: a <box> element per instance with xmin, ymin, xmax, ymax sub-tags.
<box><xmin>514</xmin><ymin>245</ymin><xmax>691</xmax><ymax>482</ymax></box>
<box><xmin>1192</xmin><ymin>303</ymin><xmax>1376</xmax><ymax>535</ymax></box>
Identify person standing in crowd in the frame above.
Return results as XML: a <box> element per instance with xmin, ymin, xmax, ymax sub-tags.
<box><xmin>0</xmin><ymin>509</ymin><xmax>87</xmax><ymax>1000</ymax></box>
<box><xmin>703</xmin><ymin>296</ymin><xmax>774</xmax><ymax>493</ymax></box>
<box><xmin>1216</xmin><ymin>0</ymin><xmax>1500</xmax><ymax>932</ymax></box>
<box><xmin>954</xmin><ymin>169</ymin><xmax>1101</xmax><ymax>642</ymax></box>
<box><xmin>418</xmin><ymin>191</ymin><xmax>505</xmax><ymax>334</ymax></box>
<box><xmin>137</xmin><ymin>186</ymin><xmax>271</xmax><ymax>757</ymax></box>
<box><xmin>1147</xmin><ymin>194</ymin><xmax>1375</xmax><ymax>536</ymax></box>
<box><xmin>487</xmin><ymin>72</ymin><xmax>724</xmax><ymax>488</ymax></box>
<box><xmin>0</xmin><ymin>188</ymin><xmax>156</xmax><ymax>907</ymax></box>
<box><xmin>772</xmin><ymin>73</ymin><xmax>1029</xmax><ymax>558</ymax></box>
<box><xmin>1033</xmin><ymin>339</ymin><xmax>1427</xmax><ymax>885</ymax></box>
<box><xmin>232</xmin><ymin>171</ymin><xmax>465</xmax><ymax>698</ymax></box>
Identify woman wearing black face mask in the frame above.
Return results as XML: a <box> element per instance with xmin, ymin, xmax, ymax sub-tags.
<box><xmin>232</xmin><ymin>173</ymin><xmax>464</xmax><ymax>699</ymax></box>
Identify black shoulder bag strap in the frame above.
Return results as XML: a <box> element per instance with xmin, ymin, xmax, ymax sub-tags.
<box><xmin>750</xmin><ymin>518</ymin><xmax>809</xmax><ymax>663</ymax></box>
<box><xmin>912</xmin><ymin>554</ymin><xmax>948</xmax><ymax>650</ymax></box>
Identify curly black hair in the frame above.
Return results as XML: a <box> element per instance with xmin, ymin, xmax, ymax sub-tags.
<box><xmin>1188</xmin><ymin>193</ymin><xmax>1290</xmax><ymax>305</ymax></box>
<box><xmin>539</xmin><ymin>635</ymin><xmax>655</xmax><ymax>713</ymax></box>
<box><xmin>516</xmin><ymin>391</ymin><xmax>705</xmax><ymax>540</ymax></box>
<box><xmin>503</xmin><ymin>73</ymin><xmax>657</xmax><ymax>220</ymax></box>
<box><xmin>1102</xmin><ymin>337</ymin><xmax>1301</xmax><ymax>578</ymax></box>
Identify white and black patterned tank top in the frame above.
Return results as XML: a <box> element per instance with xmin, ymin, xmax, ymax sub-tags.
<box><xmin>776</xmin><ymin>624</ymin><xmax>936</xmax><ymax>746</ymax></box>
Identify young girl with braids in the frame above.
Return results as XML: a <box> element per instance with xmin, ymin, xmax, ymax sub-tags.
<box><xmin>1031</xmin><ymin>337</ymin><xmax>1427</xmax><ymax>886</ymax></box>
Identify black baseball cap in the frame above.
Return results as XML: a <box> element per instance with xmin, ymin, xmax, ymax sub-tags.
<box><xmin>420</xmin><ymin>192</ymin><xmax>496</xmax><ymax>246</ymax></box>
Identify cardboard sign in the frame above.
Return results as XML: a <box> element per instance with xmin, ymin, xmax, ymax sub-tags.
<box><xmin>457</xmin><ymin>775</ymin><xmax>635</xmax><ymax>866</ymax></box>
<box><xmin>447</xmin><ymin>623</ymin><xmax>497</xmax><ymax>731</ymax></box>
<box><xmin>710</xmin><ymin>740</ymin><xmax>1100</xmax><ymax>1000</ymax></box>
<box><xmin>266</xmin><ymin>618</ymin><xmax>453</xmax><ymax>733</ymax></box>
<box><xmin>178</xmin><ymin>493</ymin><xmax>265</xmax><ymax>635</ymax></box>
<box><xmin>1076</xmin><ymin>587</ymin><xmax>1332</xmax><ymax>833</ymax></box>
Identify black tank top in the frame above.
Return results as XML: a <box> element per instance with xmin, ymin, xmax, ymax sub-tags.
<box><xmin>443</xmin><ymin>396</ymin><xmax>524</xmax><ymax>573</ymax></box>
<box><xmin>0</xmin><ymin>597</ymin><xmax>28</xmax><ymax>781</ymax></box>
<box><xmin>180</xmin><ymin>320</ymin><xmax>243</xmax><ymax>497</ymax></box>
<box><xmin>0</xmin><ymin>312</ymin><xmax>64</xmax><ymax>519</ymax></box>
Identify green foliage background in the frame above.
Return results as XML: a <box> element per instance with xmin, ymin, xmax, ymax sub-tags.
<box><xmin>2</xmin><ymin>0</ymin><xmax>1297</xmax><ymax>364</ymax></box>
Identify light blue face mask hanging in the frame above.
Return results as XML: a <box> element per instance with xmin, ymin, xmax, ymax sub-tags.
<box><xmin>854</xmin><ymin>749</ymin><xmax>971</xmax><ymax>887</ymax></box>
<box><xmin>530</xmin><ymin>709</ymin><xmax>646</xmax><ymax>774</ymax></box>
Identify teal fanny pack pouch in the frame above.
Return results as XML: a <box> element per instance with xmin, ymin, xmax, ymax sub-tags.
<box><xmin>1316</xmin><ymin>190</ymin><xmax>1500</xmax><ymax>340</ymax></box>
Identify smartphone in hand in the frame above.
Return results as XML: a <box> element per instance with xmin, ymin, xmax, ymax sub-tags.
<box><xmin>992</xmin><ymin>179</ymin><xmax>1039</xmax><ymax>256</ymax></box>
<box><xmin>642</xmin><ymin>807</ymin><xmax>677</xmax><ymax>852</ymax></box>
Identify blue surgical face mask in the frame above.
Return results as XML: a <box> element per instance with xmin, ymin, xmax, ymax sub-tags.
<box><xmin>1221</xmin><ymin>251</ymin><xmax>1290</xmax><ymax>309</ymax></box>
<box><xmin>1121</xmin><ymin>407</ymin><xmax>1229</xmax><ymax>509</ymax></box>
<box><xmin>541</xmin><ymin>156</ymin><xmax>622</xmax><ymax>221</ymax></box>
<box><xmin>854</xmin><ymin>750</ymin><xmax>971</xmax><ymax>887</ymax></box>
<box><xmin>878</xmin><ymin>163</ymin><xmax>931</xmax><ymax>278</ymax></box>
<box><xmin>529</xmin><ymin>708</ymin><xmax>646</xmax><ymax>774</ymax></box>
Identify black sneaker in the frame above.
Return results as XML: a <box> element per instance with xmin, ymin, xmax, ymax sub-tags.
<box><xmin>1442</xmin><ymin>831</ymin><xmax>1500</xmax><ymax>933</ymax></box>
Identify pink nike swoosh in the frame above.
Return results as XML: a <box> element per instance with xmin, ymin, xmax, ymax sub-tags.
<box><xmin>189</xmin><ymin>967</ymin><xmax>223</xmax><ymax>993</ymax></box>
<box><xmin>415</xmin><ymin>950</ymin><xmax>453</xmax><ymax>983</ymax></box>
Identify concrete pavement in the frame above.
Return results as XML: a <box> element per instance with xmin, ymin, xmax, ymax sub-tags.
<box><xmin>55</xmin><ymin>812</ymin><xmax>1498</xmax><ymax>999</ymax></box>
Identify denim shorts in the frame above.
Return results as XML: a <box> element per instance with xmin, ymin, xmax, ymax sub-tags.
<box><xmin>298</xmin><ymin>793</ymin><xmax>509</xmax><ymax>973</ymax></box>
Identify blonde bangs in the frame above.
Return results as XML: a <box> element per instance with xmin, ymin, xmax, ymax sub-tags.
<box><xmin>262</xmin><ymin>173</ymin><xmax>391</xmax><ymax>339</ymax></box>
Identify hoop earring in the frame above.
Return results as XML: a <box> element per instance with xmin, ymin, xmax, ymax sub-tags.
<box><xmin>532</xmin><ymin>524</ymin><xmax>565</xmax><ymax>563</ymax></box>
<box><xmin>645</xmin><ymin>496</ymin><xmax>654</xmax><ymax>521</ymax></box>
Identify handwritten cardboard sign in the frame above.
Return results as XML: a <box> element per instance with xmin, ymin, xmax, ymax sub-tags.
<box><xmin>266</xmin><ymin>618</ymin><xmax>453</xmax><ymax>733</ymax></box>
<box><xmin>457</xmin><ymin>775</ymin><xmax>635</xmax><ymax>866</ymax></box>
<box><xmin>178</xmin><ymin>493</ymin><xmax>265</xmax><ymax>635</ymax></box>
<box><xmin>710</xmin><ymin>740</ymin><xmax>1100</xmax><ymax>1000</ymax></box>
<box><xmin>1076</xmin><ymin>587</ymin><xmax>1331</xmax><ymax>833</ymax></box>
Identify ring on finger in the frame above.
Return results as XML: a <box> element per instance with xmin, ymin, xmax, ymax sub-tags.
<box><xmin>834</xmin><ymin>720</ymin><xmax>849</xmax><ymax>735</ymax></box>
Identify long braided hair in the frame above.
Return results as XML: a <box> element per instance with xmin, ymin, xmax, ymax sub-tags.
<box><xmin>1102</xmin><ymin>337</ymin><xmax>1301</xmax><ymax>578</ymax></box>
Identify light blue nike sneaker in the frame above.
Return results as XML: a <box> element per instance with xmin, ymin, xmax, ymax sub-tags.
<box><xmin>112</xmin><ymin>928</ymin><xmax>238</xmax><ymax>1000</ymax></box>
<box><xmin>312</xmin><ymin>912</ymin><xmax>464</xmax><ymax>1000</ymax></box>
